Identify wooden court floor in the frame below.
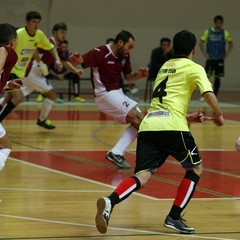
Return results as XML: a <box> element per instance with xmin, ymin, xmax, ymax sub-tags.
<box><xmin>0</xmin><ymin>100</ymin><xmax>240</xmax><ymax>240</ymax></box>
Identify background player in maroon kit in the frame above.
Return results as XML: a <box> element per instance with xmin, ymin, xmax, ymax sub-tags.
<box><xmin>72</xmin><ymin>30</ymin><xmax>148</xmax><ymax>168</ymax></box>
<box><xmin>0</xmin><ymin>23</ymin><xmax>23</xmax><ymax>171</ymax></box>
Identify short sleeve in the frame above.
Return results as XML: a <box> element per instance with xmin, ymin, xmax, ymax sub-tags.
<box><xmin>200</xmin><ymin>29</ymin><xmax>209</xmax><ymax>42</ymax></box>
<box><xmin>37</xmin><ymin>31</ymin><xmax>55</xmax><ymax>51</ymax></box>
<box><xmin>190</xmin><ymin>64</ymin><xmax>213</xmax><ymax>95</ymax></box>
<box><xmin>224</xmin><ymin>30</ymin><xmax>232</xmax><ymax>42</ymax></box>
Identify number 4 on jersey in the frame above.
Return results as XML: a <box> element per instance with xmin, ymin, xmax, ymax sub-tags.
<box><xmin>152</xmin><ymin>76</ymin><xmax>168</xmax><ymax>103</ymax></box>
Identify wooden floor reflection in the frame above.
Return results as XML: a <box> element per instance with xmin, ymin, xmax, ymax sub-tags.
<box><xmin>0</xmin><ymin>101</ymin><xmax>239</xmax><ymax>239</ymax></box>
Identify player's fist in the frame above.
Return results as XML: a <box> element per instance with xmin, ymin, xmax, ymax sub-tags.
<box><xmin>69</xmin><ymin>52</ymin><xmax>82</xmax><ymax>66</ymax></box>
<box><xmin>138</xmin><ymin>67</ymin><xmax>148</xmax><ymax>78</ymax></box>
<box><xmin>5</xmin><ymin>79</ymin><xmax>23</xmax><ymax>91</ymax></box>
<box><xmin>39</xmin><ymin>61</ymin><xmax>49</xmax><ymax>76</ymax></box>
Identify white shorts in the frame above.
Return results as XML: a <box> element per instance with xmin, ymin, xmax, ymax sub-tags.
<box><xmin>21</xmin><ymin>65</ymin><xmax>53</xmax><ymax>97</ymax></box>
<box><xmin>0</xmin><ymin>123</ymin><xmax>6</xmax><ymax>138</ymax></box>
<box><xmin>95</xmin><ymin>89</ymin><xmax>138</xmax><ymax>124</ymax></box>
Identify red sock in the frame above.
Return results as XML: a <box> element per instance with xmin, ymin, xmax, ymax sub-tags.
<box><xmin>109</xmin><ymin>176</ymin><xmax>141</xmax><ymax>206</ymax></box>
<box><xmin>169</xmin><ymin>171</ymin><xmax>200</xmax><ymax>220</ymax></box>
<box><xmin>174</xmin><ymin>178</ymin><xmax>195</xmax><ymax>208</ymax></box>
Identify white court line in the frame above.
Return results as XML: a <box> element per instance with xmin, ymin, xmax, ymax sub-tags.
<box><xmin>9</xmin><ymin>157</ymin><xmax>158</xmax><ymax>201</ymax></box>
<box><xmin>3</xmin><ymin>157</ymin><xmax>238</xmax><ymax>240</ymax></box>
<box><xmin>7</xmin><ymin>157</ymin><xmax>239</xmax><ymax>201</ymax></box>
<box><xmin>0</xmin><ymin>213</ymin><xmax>235</xmax><ymax>240</ymax></box>
<box><xmin>0</xmin><ymin>188</ymin><xmax>111</xmax><ymax>193</ymax></box>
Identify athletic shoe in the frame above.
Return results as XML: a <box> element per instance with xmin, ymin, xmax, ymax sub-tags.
<box><xmin>164</xmin><ymin>215</ymin><xmax>195</xmax><ymax>234</ymax></box>
<box><xmin>106</xmin><ymin>151</ymin><xmax>131</xmax><ymax>168</ymax></box>
<box><xmin>36</xmin><ymin>94</ymin><xmax>44</xmax><ymax>102</ymax></box>
<box><xmin>55</xmin><ymin>98</ymin><xmax>64</xmax><ymax>103</ymax></box>
<box><xmin>95</xmin><ymin>197</ymin><xmax>112</xmax><ymax>234</ymax></box>
<box><xmin>74</xmin><ymin>96</ymin><xmax>86</xmax><ymax>102</ymax></box>
<box><xmin>37</xmin><ymin>119</ymin><xmax>56</xmax><ymax>130</ymax></box>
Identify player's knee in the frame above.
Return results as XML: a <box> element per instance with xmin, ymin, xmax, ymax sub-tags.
<box><xmin>135</xmin><ymin>171</ymin><xmax>151</xmax><ymax>187</ymax></box>
<box><xmin>126</xmin><ymin>107</ymin><xmax>143</xmax><ymax>126</ymax></box>
<box><xmin>192</xmin><ymin>163</ymin><xmax>203</xmax><ymax>176</ymax></box>
<box><xmin>44</xmin><ymin>90</ymin><xmax>57</xmax><ymax>100</ymax></box>
<box><xmin>13</xmin><ymin>92</ymin><xmax>24</xmax><ymax>105</ymax></box>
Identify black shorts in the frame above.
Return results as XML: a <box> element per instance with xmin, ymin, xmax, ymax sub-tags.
<box><xmin>205</xmin><ymin>59</ymin><xmax>224</xmax><ymax>77</ymax></box>
<box><xmin>8</xmin><ymin>73</ymin><xmax>19</xmax><ymax>81</ymax></box>
<box><xmin>134</xmin><ymin>131</ymin><xmax>202</xmax><ymax>174</ymax></box>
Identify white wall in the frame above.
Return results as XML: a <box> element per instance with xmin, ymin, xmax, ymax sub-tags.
<box><xmin>1</xmin><ymin>0</ymin><xmax>239</xmax><ymax>91</ymax></box>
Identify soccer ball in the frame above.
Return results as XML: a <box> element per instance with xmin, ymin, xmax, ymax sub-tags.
<box><xmin>235</xmin><ymin>137</ymin><xmax>240</xmax><ymax>151</ymax></box>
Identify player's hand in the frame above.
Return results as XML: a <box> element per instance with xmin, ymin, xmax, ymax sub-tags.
<box><xmin>70</xmin><ymin>52</ymin><xmax>82</xmax><ymax>66</ymax></box>
<box><xmin>6</xmin><ymin>79</ymin><xmax>23</xmax><ymax>90</ymax></box>
<box><xmin>137</xmin><ymin>67</ymin><xmax>148</xmax><ymax>78</ymax></box>
<box><xmin>213</xmin><ymin>113</ymin><xmax>224</xmax><ymax>127</ymax></box>
<box><xmin>74</xmin><ymin>69</ymin><xmax>84</xmax><ymax>76</ymax></box>
<box><xmin>187</xmin><ymin>110</ymin><xmax>205</xmax><ymax>123</ymax></box>
<box><xmin>38</xmin><ymin>61</ymin><xmax>49</xmax><ymax>76</ymax></box>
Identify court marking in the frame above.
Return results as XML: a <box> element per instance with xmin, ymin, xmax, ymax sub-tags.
<box><xmin>0</xmin><ymin>213</ymin><xmax>237</xmax><ymax>240</ymax></box>
<box><xmin>1</xmin><ymin>158</ymin><xmax>238</xmax><ymax>240</ymax></box>
<box><xmin>8</xmin><ymin>157</ymin><xmax>158</xmax><ymax>201</ymax></box>
<box><xmin>9</xmin><ymin>147</ymin><xmax>240</xmax><ymax>199</ymax></box>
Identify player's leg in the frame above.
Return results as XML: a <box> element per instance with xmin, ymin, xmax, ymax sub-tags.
<box><xmin>0</xmin><ymin>74</ymin><xmax>24</xmax><ymax>122</ymax></box>
<box><xmin>96</xmin><ymin>90</ymin><xmax>142</xmax><ymax>168</ymax></box>
<box><xmin>106</xmin><ymin>106</ymin><xmax>143</xmax><ymax>168</ymax></box>
<box><xmin>213</xmin><ymin>59</ymin><xmax>224</xmax><ymax>97</ymax></box>
<box><xmin>27</xmin><ymin>65</ymin><xmax>57</xmax><ymax>130</ymax></box>
<box><xmin>164</xmin><ymin>131</ymin><xmax>202</xmax><ymax>234</ymax></box>
<box><xmin>0</xmin><ymin>91</ymin><xmax>23</xmax><ymax>122</ymax></box>
<box><xmin>37</xmin><ymin>89</ymin><xmax>56</xmax><ymax>129</ymax></box>
<box><xmin>71</xmin><ymin>73</ymin><xmax>86</xmax><ymax>102</ymax></box>
<box><xmin>95</xmin><ymin>131</ymin><xmax>164</xmax><ymax>234</ymax></box>
<box><xmin>0</xmin><ymin>125</ymin><xmax>11</xmax><ymax>171</ymax></box>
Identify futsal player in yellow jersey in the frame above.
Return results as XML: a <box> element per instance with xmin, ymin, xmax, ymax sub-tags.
<box><xmin>0</xmin><ymin>11</ymin><xmax>62</xmax><ymax>123</ymax></box>
<box><xmin>95</xmin><ymin>30</ymin><xmax>224</xmax><ymax>234</ymax></box>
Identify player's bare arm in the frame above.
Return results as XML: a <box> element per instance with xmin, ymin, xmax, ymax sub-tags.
<box><xmin>203</xmin><ymin>91</ymin><xmax>224</xmax><ymax>126</ymax></box>
<box><xmin>62</xmin><ymin>60</ymin><xmax>84</xmax><ymax>76</ymax></box>
<box><xmin>124</xmin><ymin>67</ymin><xmax>148</xmax><ymax>84</ymax></box>
<box><xmin>50</xmin><ymin>47</ymin><xmax>63</xmax><ymax>72</ymax></box>
<box><xmin>0</xmin><ymin>47</ymin><xmax>8</xmax><ymax>74</ymax></box>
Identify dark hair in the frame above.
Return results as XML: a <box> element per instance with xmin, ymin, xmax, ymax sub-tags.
<box><xmin>52</xmin><ymin>22</ymin><xmax>67</xmax><ymax>33</ymax></box>
<box><xmin>114</xmin><ymin>30</ymin><xmax>135</xmax><ymax>44</ymax></box>
<box><xmin>26</xmin><ymin>11</ymin><xmax>41</xmax><ymax>21</ymax></box>
<box><xmin>214</xmin><ymin>15</ymin><xmax>224</xmax><ymax>23</ymax></box>
<box><xmin>0</xmin><ymin>23</ymin><xmax>17</xmax><ymax>45</ymax></box>
<box><xmin>106</xmin><ymin>38</ymin><xmax>114</xmax><ymax>44</ymax></box>
<box><xmin>173</xmin><ymin>30</ymin><xmax>196</xmax><ymax>56</ymax></box>
<box><xmin>60</xmin><ymin>39</ymin><xmax>69</xmax><ymax>45</ymax></box>
<box><xmin>160</xmin><ymin>37</ymin><xmax>171</xmax><ymax>45</ymax></box>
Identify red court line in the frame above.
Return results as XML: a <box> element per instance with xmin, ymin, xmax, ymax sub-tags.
<box><xmin>6</xmin><ymin>110</ymin><xmax>113</xmax><ymax>121</ymax></box>
<box><xmin>6</xmin><ymin>110</ymin><xmax>240</xmax><ymax>121</ymax></box>
<box><xmin>10</xmin><ymin>150</ymin><xmax>240</xmax><ymax>199</ymax></box>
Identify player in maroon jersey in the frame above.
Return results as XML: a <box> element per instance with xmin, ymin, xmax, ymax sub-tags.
<box><xmin>0</xmin><ymin>23</ymin><xmax>23</xmax><ymax>171</ymax></box>
<box><xmin>71</xmin><ymin>30</ymin><xmax>148</xmax><ymax>168</ymax></box>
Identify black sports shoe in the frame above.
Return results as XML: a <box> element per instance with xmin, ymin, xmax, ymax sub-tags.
<box><xmin>37</xmin><ymin>119</ymin><xmax>56</xmax><ymax>129</ymax></box>
<box><xmin>106</xmin><ymin>151</ymin><xmax>131</xmax><ymax>168</ymax></box>
<box><xmin>95</xmin><ymin>197</ymin><xmax>112</xmax><ymax>234</ymax></box>
<box><xmin>164</xmin><ymin>215</ymin><xmax>195</xmax><ymax>234</ymax></box>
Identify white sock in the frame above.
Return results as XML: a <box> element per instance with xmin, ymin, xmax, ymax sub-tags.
<box><xmin>39</xmin><ymin>98</ymin><xmax>54</xmax><ymax>121</ymax></box>
<box><xmin>0</xmin><ymin>148</ymin><xmax>11</xmax><ymax>171</ymax></box>
<box><xmin>111</xmin><ymin>125</ymin><xmax>138</xmax><ymax>156</ymax></box>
